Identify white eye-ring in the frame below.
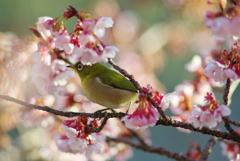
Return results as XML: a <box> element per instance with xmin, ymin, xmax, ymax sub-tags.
<box><xmin>77</xmin><ymin>64</ymin><xmax>83</xmax><ymax>71</ymax></box>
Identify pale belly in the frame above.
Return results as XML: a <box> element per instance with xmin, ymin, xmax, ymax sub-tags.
<box><xmin>82</xmin><ymin>77</ymin><xmax>137</xmax><ymax>109</ymax></box>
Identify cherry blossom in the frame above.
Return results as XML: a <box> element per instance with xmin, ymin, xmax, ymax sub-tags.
<box><xmin>220</xmin><ymin>129</ymin><xmax>240</xmax><ymax>160</ymax></box>
<box><xmin>31</xmin><ymin>56</ymin><xmax>74</xmax><ymax>94</ymax></box>
<box><xmin>32</xmin><ymin>8</ymin><xmax>119</xmax><ymax>94</ymax></box>
<box><xmin>185</xmin><ymin>142</ymin><xmax>202</xmax><ymax>160</ymax></box>
<box><xmin>94</xmin><ymin>17</ymin><xmax>114</xmax><ymax>38</ymax></box>
<box><xmin>36</xmin><ymin>17</ymin><xmax>53</xmax><ymax>39</ymax></box>
<box><xmin>204</xmin><ymin>42</ymin><xmax>240</xmax><ymax>83</ymax></box>
<box><xmin>121</xmin><ymin>85</ymin><xmax>172</xmax><ymax>129</ymax></box>
<box><xmin>54</xmin><ymin>31</ymin><xmax>74</xmax><ymax>54</ymax></box>
<box><xmin>55</xmin><ymin>118</ymin><xmax>102</xmax><ymax>155</ymax></box>
<box><xmin>188</xmin><ymin>93</ymin><xmax>231</xmax><ymax>129</ymax></box>
<box><xmin>169</xmin><ymin>80</ymin><xmax>211</xmax><ymax>122</ymax></box>
<box><xmin>102</xmin><ymin>45</ymin><xmax>119</xmax><ymax>61</ymax></box>
<box><xmin>204</xmin><ymin>59</ymin><xmax>238</xmax><ymax>83</ymax></box>
<box><xmin>204</xmin><ymin>12</ymin><xmax>240</xmax><ymax>38</ymax></box>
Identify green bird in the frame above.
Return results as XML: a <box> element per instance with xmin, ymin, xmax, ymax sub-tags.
<box><xmin>70</xmin><ymin>62</ymin><xmax>138</xmax><ymax>109</ymax></box>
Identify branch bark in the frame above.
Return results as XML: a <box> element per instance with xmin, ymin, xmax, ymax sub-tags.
<box><xmin>106</xmin><ymin>137</ymin><xmax>194</xmax><ymax>161</ymax></box>
<box><xmin>200</xmin><ymin>137</ymin><xmax>217</xmax><ymax>161</ymax></box>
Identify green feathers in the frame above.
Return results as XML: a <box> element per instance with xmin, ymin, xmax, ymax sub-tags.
<box><xmin>71</xmin><ymin>62</ymin><xmax>138</xmax><ymax>109</ymax></box>
<box><xmin>73</xmin><ymin>62</ymin><xmax>137</xmax><ymax>92</ymax></box>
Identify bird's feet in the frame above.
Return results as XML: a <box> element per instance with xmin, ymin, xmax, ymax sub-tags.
<box><xmin>93</xmin><ymin>108</ymin><xmax>116</xmax><ymax>118</ymax></box>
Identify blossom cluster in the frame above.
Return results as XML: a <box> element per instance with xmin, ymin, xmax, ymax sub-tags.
<box><xmin>203</xmin><ymin>1</ymin><xmax>240</xmax><ymax>84</ymax></box>
<box><xmin>204</xmin><ymin>42</ymin><xmax>240</xmax><ymax>83</ymax></box>
<box><xmin>169</xmin><ymin>55</ymin><xmax>212</xmax><ymax>133</ymax></box>
<box><xmin>32</xmin><ymin>7</ymin><xmax>118</xmax><ymax>94</ymax></box>
<box><xmin>122</xmin><ymin>85</ymin><xmax>173</xmax><ymax>129</ymax></box>
<box><xmin>55</xmin><ymin>117</ymin><xmax>137</xmax><ymax>160</ymax></box>
<box><xmin>204</xmin><ymin>12</ymin><xmax>240</xmax><ymax>38</ymax></box>
<box><xmin>188</xmin><ymin>92</ymin><xmax>231</xmax><ymax>129</ymax></box>
<box><xmin>55</xmin><ymin>117</ymin><xmax>102</xmax><ymax>155</ymax></box>
<box><xmin>220</xmin><ymin>129</ymin><xmax>240</xmax><ymax>160</ymax></box>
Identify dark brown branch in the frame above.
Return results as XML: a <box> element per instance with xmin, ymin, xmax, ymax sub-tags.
<box><xmin>224</xmin><ymin>117</ymin><xmax>240</xmax><ymax>127</ymax></box>
<box><xmin>1</xmin><ymin>94</ymin><xmax>240</xmax><ymax>142</ymax></box>
<box><xmin>107</xmin><ymin>58</ymin><xmax>167</xmax><ymax>119</ymax></box>
<box><xmin>156</xmin><ymin>118</ymin><xmax>240</xmax><ymax>142</ymax></box>
<box><xmin>223</xmin><ymin>117</ymin><xmax>240</xmax><ymax>140</ymax></box>
<box><xmin>222</xmin><ymin>79</ymin><xmax>240</xmax><ymax>138</ymax></box>
<box><xmin>106</xmin><ymin>137</ymin><xmax>193</xmax><ymax>161</ymax></box>
<box><xmin>223</xmin><ymin>78</ymin><xmax>231</xmax><ymax>105</ymax></box>
<box><xmin>200</xmin><ymin>137</ymin><xmax>217</xmax><ymax>161</ymax></box>
<box><xmin>0</xmin><ymin>95</ymin><xmax>125</xmax><ymax>119</ymax></box>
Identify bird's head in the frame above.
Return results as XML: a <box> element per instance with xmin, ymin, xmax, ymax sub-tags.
<box><xmin>67</xmin><ymin>62</ymin><xmax>105</xmax><ymax>79</ymax></box>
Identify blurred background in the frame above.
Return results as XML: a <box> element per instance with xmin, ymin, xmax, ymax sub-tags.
<box><xmin>0</xmin><ymin>0</ymin><xmax>239</xmax><ymax>160</ymax></box>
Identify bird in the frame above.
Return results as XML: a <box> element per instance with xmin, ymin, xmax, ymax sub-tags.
<box><xmin>69</xmin><ymin>62</ymin><xmax>138</xmax><ymax>109</ymax></box>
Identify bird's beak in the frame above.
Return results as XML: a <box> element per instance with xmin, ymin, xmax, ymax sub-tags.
<box><xmin>66</xmin><ymin>65</ymin><xmax>72</xmax><ymax>68</ymax></box>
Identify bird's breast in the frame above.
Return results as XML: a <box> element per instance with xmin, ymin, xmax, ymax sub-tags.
<box><xmin>82</xmin><ymin>77</ymin><xmax>137</xmax><ymax>109</ymax></box>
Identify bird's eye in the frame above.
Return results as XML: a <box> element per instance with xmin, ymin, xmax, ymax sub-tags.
<box><xmin>77</xmin><ymin>64</ymin><xmax>83</xmax><ymax>71</ymax></box>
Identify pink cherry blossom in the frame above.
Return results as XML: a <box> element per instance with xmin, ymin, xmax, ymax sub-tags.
<box><xmin>169</xmin><ymin>80</ymin><xmax>211</xmax><ymax>122</ymax></box>
<box><xmin>36</xmin><ymin>17</ymin><xmax>53</xmax><ymax>39</ymax></box>
<box><xmin>204</xmin><ymin>59</ymin><xmax>238</xmax><ymax>83</ymax></box>
<box><xmin>121</xmin><ymin>104</ymin><xmax>159</xmax><ymax>129</ymax></box>
<box><xmin>32</xmin><ymin>50</ymin><xmax>51</xmax><ymax>66</ymax></box>
<box><xmin>204</xmin><ymin>11</ymin><xmax>240</xmax><ymax>38</ymax></box>
<box><xmin>55</xmin><ymin>118</ymin><xmax>102</xmax><ymax>155</ymax></box>
<box><xmin>71</xmin><ymin>47</ymin><xmax>102</xmax><ymax>65</ymax></box>
<box><xmin>188</xmin><ymin>105</ymin><xmax>217</xmax><ymax>128</ymax></box>
<box><xmin>94</xmin><ymin>17</ymin><xmax>114</xmax><ymax>38</ymax></box>
<box><xmin>231</xmin><ymin>16</ymin><xmax>240</xmax><ymax>37</ymax></box>
<box><xmin>185</xmin><ymin>55</ymin><xmax>202</xmax><ymax>72</ymax></box>
<box><xmin>220</xmin><ymin>140</ymin><xmax>240</xmax><ymax>160</ymax></box>
<box><xmin>204</xmin><ymin>14</ymin><xmax>231</xmax><ymax>37</ymax></box>
<box><xmin>220</xmin><ymin>129</ymin><xmax>240</xmax><ymax>160</ymax></box>
<box><xmin>78</xmin><ymin>34</ymin><xmax>96</xmax><ymax>46</ymax></box>
<box><xmin>55</xmin><ymin>31</ymin><xmax>74</xmax><ymax>54</ymax></box>
<box><xmin>102</xmin><ymin>45</ymin><xmax>119</xmax><ymax>61</ymax></box>
<box><xmin>85</xmin><ymin>143</ymin><xmax>102</xmax><ymax>156</ymax></box>
<box><xmin>82</xmin><ymin>19</ymin><xmax>95</xmax><ymax>32</ymax></box>
<box><xmin>121</xmin><ymin>85</ymin><xmax>173</xmax><ymax>129</ymax></box>
<box><xmin>31</xmin><ymin>56</ymin><xmax>74</xmax><ymax>94</ymax></box>
<box><xmin>55</xmin><ymin>135</ymin><xmax>79</xmax><ymax>154</ymax></box>
<box><xmin>188</xmin><ymin>93</ymin><xmax>231</xmax><ymax>129</ymax></box>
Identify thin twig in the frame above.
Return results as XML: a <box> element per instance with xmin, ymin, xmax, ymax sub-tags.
<box><xmin>200</xmin><ymin>137</ymin><xmax>217</xmax><ymax>161</ymax></box>
<box><xmin>106</xmin><ymin>137</ymin><xmax>194</xmax><ymax>161</ymax></box>
<box><xmin>224</xmin><ymin>117</ymin><xmax>240</xmax><ymax>127</ymax></box>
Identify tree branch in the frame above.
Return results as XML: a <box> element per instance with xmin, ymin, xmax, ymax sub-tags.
<box><xmin>223</xmin><ymin>117</ymin><xmax>240</xmax><ymax>126</ymax></box>
<box><xmin>0</xmin><ymin>95</ymin><xmax>125</xmax><ymax>119</ymax></box>
<box><xmin>1</xmin><ymin>94</ymin><xmax>239</xmax><ymax>142</ymax></box>
<box><xmin>106</xmin><ymin>137</ymin><xmax>194</xmax><ymax>161</ymax></box>
<box><xmin>156</xmin><ymin>118</ymin><xmax>240</xmax><ymax>142</ymax></box>
<box><xmin>222</xmin><ymin>79</ymin><xmax>240</xmax><ymax>139</ymax></box>
<box><xmin>200</xmin><ymin>137</ymin><xmax>217</xmax><ymax>161</ymax></box>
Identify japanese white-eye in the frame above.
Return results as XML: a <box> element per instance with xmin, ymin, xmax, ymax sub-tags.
<box><xmin>70</xmin><ymin>62</ymin><xmax>138</xmax><ymax>109</ymax></box>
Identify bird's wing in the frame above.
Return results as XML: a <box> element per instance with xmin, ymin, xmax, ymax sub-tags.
<box><xmin>97</xmin><ymin>70</ymin><xmax>137</xmax><ymax>93</ymax></box>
